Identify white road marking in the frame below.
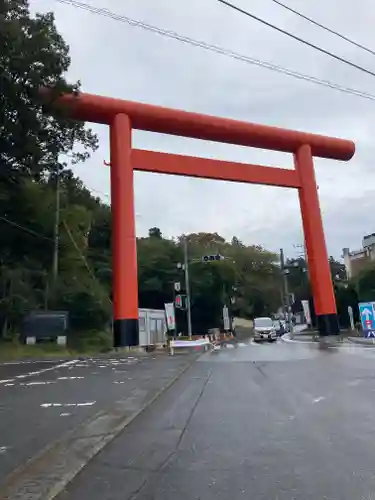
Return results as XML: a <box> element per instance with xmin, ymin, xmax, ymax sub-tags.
<box><xmin>3</xmin><ymin>380</ymin><xmax>57</xmax><ymax>388</ymax></box>
<box><xmin>41</xmin><ymin>401</ymin><xmax>96</xmax><ymax>408</ymax></box>
<box><xmin>21</xmin><ymin>381</ymin><xmax>56</xmax><ymax>386</ymax></box>
<box><xmin>0</xmin><ymin>379</ymin><xmax>15</xmax><ymax>384</ymax></box>
<box><xmin>313</xmin><ymin>396</ymin><xmax>325</xmax><ymax>404</ymax></box>
<box><xmin>60</xmin><ymin>413</ymin><xmax>71</xmax><ymax>417</ymax></box>
<box><xmin>0</xmin><ymin>446</ymin><xmax>9</xmax><ymax>454</ymax></box>
<box><xmin>58</xmin><ymin>376</ymin><xmax>84</xmax><ymax>380</ymax></box>
<box><xmin>0</xmin><ymin>359</ymin><xmax>65</xmax><ymax>366</ymax></box>
<box><xmin>1</xmin><ymin>360</ymin><xmax>77</xmax><ymax>386</ymax></box>
<box><xmin>16</xmin><ymin>360</ymin><xmax>78</xmax><ymax>380</ymax></box>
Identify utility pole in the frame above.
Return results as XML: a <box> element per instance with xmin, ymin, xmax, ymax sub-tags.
<box><xmin>183</xmin><ymin>236</ymin><xmax>193</xmax><ymax>339</ymax></box>
<box><xmin>280</xmin><ymin>248</ymin><xmax>291</xmax><ymax>330</ymax></box>
<box><xmin>294</xmin><ymin>242</ymin><xmax>309</xmax><ymax>280</ymax></box>
<box><xmin>52</xmin><ymin>168</ymin><xmax>60</xmax><ymax>286</ymax></box>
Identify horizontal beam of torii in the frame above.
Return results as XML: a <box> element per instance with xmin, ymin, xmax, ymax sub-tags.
<box><xmin>51</xmin><ymin>91</ymin><xmax>354</xmax><ymax>161</ymax></box>
<box><xmin>105</xmin><ymin>151</ymin><xmax>301</xmax><ymax>188</ymax></box>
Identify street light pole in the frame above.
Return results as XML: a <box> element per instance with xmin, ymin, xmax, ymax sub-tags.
<box><xmin>183</xmin><ymin>236</ymin><xmax>193</xmax><ymax>339</ymax></box>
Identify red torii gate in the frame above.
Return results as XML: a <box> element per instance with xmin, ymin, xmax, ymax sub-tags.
<box><xmin>53</xmin><ymin>92</ymin><xmax>355</xmax><ymax>345</ymax></box>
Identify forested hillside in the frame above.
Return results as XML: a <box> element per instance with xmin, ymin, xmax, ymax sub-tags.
<box><xmin>0</xmin><ymin>169</ymin><xmax>283</xmax><ymax>335</ymax></box>
<box><xmin>0</xmin><ymin>0</ymin><xmax>286</xmax><ymax>338</ymax></box>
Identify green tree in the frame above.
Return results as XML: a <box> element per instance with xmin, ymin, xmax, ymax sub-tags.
<box><xmin>138</xmin><ymin>233</ymin><xmax>181</xmax><ymax>309</ymax></box>
<box><xmin>0</xmin><ymin>0</ymin><xmax>98</xmax><ymax>184</ymax></box>
<box><xmin>355</xmin><ymin>264</ymin><xmax>375</xmax><ymax>302</ymax></box>
<box><xmin>329</xmin><ymin>256</ymin><xmax>347</xmax><ymax>281</ymax></box>
<box><xmin>148</xmin><ymin>227</ymin><xmax>163</xmax><ymax>239</ymax></box>
<box><xmin>137</xmin><ymin>231</ymin><xmax>282</xmax><ymax>332</ymax></box>
<box><xmin>0</xmin><ymin>0</ymin><xmax>102</xmax><ymax>337</ymax></box>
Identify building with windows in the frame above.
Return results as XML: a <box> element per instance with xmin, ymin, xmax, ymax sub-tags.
<box><xmin>342</xmin><ymin>233</ymin><xmax>375</xmax><ymax>279</ymax></box>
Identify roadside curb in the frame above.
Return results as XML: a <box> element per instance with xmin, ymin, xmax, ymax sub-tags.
<box><xmin>282</xmin><ymin>333</ymin><xmax>375</xmax><ymax>349</ymax></box>
<box><xmin>347</xmin><ymin>337</ymin><xmax>375</xmax><ymax>347</ymax></box>
<box><xmin>281</xmin><ymin>333</ymin><xmax>316</xmax><ymax>345</ymax></box>
<box><xmin>0</xmin><ymin>354</ymin><xmax>199</xmax><ymax>500</ymax></box>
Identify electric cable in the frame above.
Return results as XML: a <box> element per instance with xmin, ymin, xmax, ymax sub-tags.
<box><xmin>54</xmin><ymin>0</ymin><xmax>375</xmax><ymax>102</ymax></box>
<box><xmin>269</xmin><ymin>0</ymin><xmax>375</xmax><ymax>57</ymax></box>
<box><xmin>216</xmin><ymin>0</ymin><xmax>375</xmax><ymax>78</ymax></box>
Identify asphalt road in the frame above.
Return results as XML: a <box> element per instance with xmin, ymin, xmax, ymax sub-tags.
<box><xmin>57</xmin><ymin>339</ymin><xmax>375</xmax><ymax>500</ymax></box>
<box><xmin>0</xmin><ymin>353</ymin><xmax>195</xmax><ymax>491</ymax></box>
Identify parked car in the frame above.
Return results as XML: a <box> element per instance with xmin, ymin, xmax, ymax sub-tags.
<box><xmin>253</xmin><ymin>317</ymin><xmax>277</xmax><ymax>343</ymax></box>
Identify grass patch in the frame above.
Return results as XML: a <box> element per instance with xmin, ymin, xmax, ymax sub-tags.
<box><xmin>68</xmin><ymin>329</ymin><xmax>113</xmax><ymax>353</ymax></box>
<box><xmin>0</xmin><ymin>330</ymin><xmax>117</xmax><ymax>361</ymax></box>
<box><xmin>0</xmin><ymin>342</ymin><xmax>74</xmax><ymax>361</ymax></box>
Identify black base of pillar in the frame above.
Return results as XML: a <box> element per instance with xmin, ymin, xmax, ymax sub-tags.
<box><xmin>113</xmin><ymin>319</ymin><xmax>139</xmax><ymax>347</ymax></box>
<box><xmin>317</xmin><ymin>313</ymin><xmax>340</xmax><ymax>336</ymax></box>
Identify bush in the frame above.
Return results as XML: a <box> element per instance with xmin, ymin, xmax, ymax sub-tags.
<box><xmin>69</xmin><ymin>329</ymin><xmax>113</xmax><ymax>353</ymax></box>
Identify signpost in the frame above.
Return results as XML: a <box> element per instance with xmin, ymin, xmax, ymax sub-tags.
<box><xmin>358</xmin><ymin>302</ymin><xmax>375</xmax><ymax>337</ymax></box>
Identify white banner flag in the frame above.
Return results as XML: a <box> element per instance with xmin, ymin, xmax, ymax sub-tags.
<box><xmin>301</xmin><ymin>300</ymin><xmax>311</xmax><ymax>326</ymax></box>
<box><xmin>164</xmin><ymin>303</ymin><xmax>176</xmax><ymax>331</ymax></box>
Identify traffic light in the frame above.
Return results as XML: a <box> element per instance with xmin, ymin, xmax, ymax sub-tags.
<box><xmin>202</xmin><ymin>254</ymin><xmax>224</xmax><ymax>263</ymax></box>
<box><xmin>175</xmin><ymin>294</ymin><xmax>183</xmax><ymax>309</ymax></box>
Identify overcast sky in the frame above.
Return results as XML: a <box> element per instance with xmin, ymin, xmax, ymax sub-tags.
<box><xmin>32</xmin><ymin>0</ymin><xmax>375</xmax><ymax>259</ymax></box>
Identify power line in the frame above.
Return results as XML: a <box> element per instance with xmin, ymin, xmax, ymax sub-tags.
<box><xmin>269</xmin><ymin>0</ymin><xmax>375</xmax><ymax>57</ymax></box>
<box><xmin>0</xmin><ymin>214</ymin><xmax>78</xmax><ymax>250</ymax></box>
<box><xmin>0</xmin><ymin>215</ymin><xmax>111</xmax><ymax>299</ymax></box>
<box><xmin>215</xmin><ymin>0</ymin><xmax>375</xmax><ymax>78</ymax></box>
<box><xmin>0</xmin><ymin>215</ymin><xmax>55</xmax><ymax>243</ymax></box>
<box><xmin>62</xmin><ymin>219</ymin><xmax>112</xmax><ymax>304</ymax></box>
<box><xmin>54</xmin><ymin>0</ymin><xmax>375</xmax><ymax>102</ymax></box>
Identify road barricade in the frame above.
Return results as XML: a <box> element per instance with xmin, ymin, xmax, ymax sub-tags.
<box><xmin>169</xmin><ymin>338</ymin><xmax>211</xmax><ymax>355</ymax></box>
